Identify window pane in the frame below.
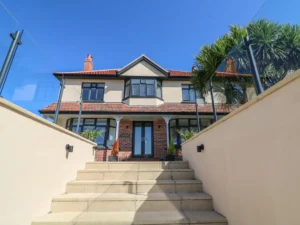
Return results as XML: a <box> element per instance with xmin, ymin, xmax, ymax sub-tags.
<box><xmin>196</xmin><ymin>90</ymin><xmax>201</xmax><ymax>99</ymax></box>
<box><xmin>180</xmin><ymin>127</ymin><xmax>188</xmax><ymax>143</ymax></box>
<box><xmin>125</xmin><ymin>85</ymin><xmax>130</xmax><ymax>98</ymax></box>
<box><xmin>147</xmin><ymin>85</ymin><xmax>154</xmax><ymax>96</ymax></box>
<box><xmin>90</xmin><ymin>88</ymin><xmax>97</xmax><ymax>100</ymax></box>
<box><xmin>157</xmin><ymin>80</ymin><xmax>162</xmax><ymax>86</ymax></box>
<box><xmin>71</xmin><ymin>127</ymin><xmax>77</xmax><ymax>133</ymax></box>
<box><xmin>178</xmin><ymin>119</ymin><xmax>189</xmax><ymax>126</ymax></box>
<box><xmin>146</xmin><ymin>79</ymin><xmax>155</xmax><ymax>84</ymax></box>
<box><xmin>82</xmin><ymin>88</ymin><xmax>90</xmax><ymax>100</ymax></box>
<box><xmin>97</xmin><ymin>83</ymin><xmax>104</xmax><ymax>88</ymax></box>
<box><xmin>83</xmin><ymin>126</ymin><xmax>95</xmax><ymax>131</ymax></box>
<box><xmin>132</xmin><ymin>84</ymin><xmax>140</xmax><ymax>96</ymax></box>
<box><xmin>201</xmin><ymin>119</ymin><xmax>211</xmax><ymax>129</ymax></box>
<box><xmin>82</xmin><ymin>83</ymin><xmax>91</xmax><ymax>88</ymax></box>
<box><xmin>96</xmin><ymin>88</ymin><xmax>104</xmax><ymax>100</ymax></box>
<box><xmin>73</xmin><ymin>119</ymin><xmax>83</xmax><ymax>125</ymax></box>
<box><xmin>190</xmin><ymin>120</ymin><xmax>197</xmax><ymax>126</ymax></box>
<box><xmin>170</xmin><ymin>120</ymin><xmax>176</xmax><ymax>127</ymax></box>
<box><xmin>96</xmin><ymin>119</ymin><xmax>107</xmax><ymax>126</ymax></box>
<box><xmin>110</xmin><ymin>119</ymin><xmax>116</xmax><ymax>127</ymax></box>
<box><xmin>141</xmin><ymin>79</ymin><xmax>146</xmax><ymax>84</ymax></box>
<box><xmin>131</xmin><ymin>79</ymin><xmax>140</xmax><ymax>84</ymax></box>
<box><xmin>140</xmin><ymin>84</ymin><xmax>146</xmax><ymax>96</ymax></box>
<box><xmin>126</xmin><ymin>80</ymin><xmax>131</xmax><ymax>85</ymax></box>
<box><xmin>95</xmin><ymin>127</ymin><xmax>106</xmax><ymax>145</ymax></box>
<box><xmin>189</xmin><ymin>89</ymin><xmax>196</xmax><ymax>102</ymax></box>
<box><xmin>85</xmin><ymin>119</ymin><xmax>95</xmax><ymax>125</ymax></box>
<box><xmin>182</xmin><ymin>89</ymin><xmax>190</xmax><ymax>101</ymax></box>
<box><xmin>109</xmin><ymin>127</ymin><xmax>116</xmax><ymax>141</ymax></box>
<box><xmin>182</xmin><ymin>84</ymin><xmax>189</xmax><ymax>89</ymax></box>
<box><xmin>190</xmin><ymin>127</ymin><xmax>198</xmax><ymax>133</ymax></box>
<box><xmin>157</xmin><ymin>85</ymin><xmax>162</xmax><ymax>98</ymax></box>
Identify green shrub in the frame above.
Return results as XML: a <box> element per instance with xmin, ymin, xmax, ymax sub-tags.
<box><xmin>167</xmin><ymin>137</ymin><xmax>176</xmax><ymax>156</ymax></box>
<box><xmin>80</xmin><ymin>129</ymin><xmax>104</xmax><ymax>142</ymax></box>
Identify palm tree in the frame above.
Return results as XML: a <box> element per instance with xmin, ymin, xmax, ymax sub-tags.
<box><xmin>192</xmin><ymin>19</ymin><xmax>300</xmax><ymax>118</ymax></box>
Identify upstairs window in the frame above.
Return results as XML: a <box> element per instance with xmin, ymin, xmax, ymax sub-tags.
<box><xmin>182</xmin><ymin>84</ymin><xmax>201</xmax><ymax>102</ymax></box>
<box><xmin>82</xmin><ymin>83</ymin><xmax>105</xmax><ymax>101</ymax></box>
<box><xmin>124</xmin><ymin>79</ymin><xmax>162</xmax><ymax>98</ymax></box>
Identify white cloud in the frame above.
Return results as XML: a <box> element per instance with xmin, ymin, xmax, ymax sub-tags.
<box><xmin>12</xmin><ymin>84</ymin><xmax>37</xmax><ymax>101</ymax></box>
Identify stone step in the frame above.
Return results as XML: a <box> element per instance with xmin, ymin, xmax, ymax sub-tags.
<box><xmin>85</xmin><ymin>161</ymin><xmax>189</xmax><ymax>170</ymax></box>
<box><xmin>32</xmin><ymin>211</ymin><xmax>227</xmax><ymax>225</ymax></box>
<box><xmin>77</xmin><ymin>169</ymin><xmax>195</xmax><ymax>180</ymax></box>
<box><xmin>66</xmin><ymin>180</ymin><xmax>203</xmax><ymax>194</ymax></box>
<box><xmin>51</xmin><ymin>193</ymin><xmax>213</xmax><ymax>213</ymax></box>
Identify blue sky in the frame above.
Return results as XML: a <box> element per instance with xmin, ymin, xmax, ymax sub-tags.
<box><xmin>0</xmin><ymin>0</ymin><xmax>298</xmax><ymax>115</ymax></box>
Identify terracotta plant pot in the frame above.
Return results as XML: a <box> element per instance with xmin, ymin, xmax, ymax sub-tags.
<box><xmin>108</xmin><ymin>155</ymin><xmax>118</xmax><ymax>161</ymax></box>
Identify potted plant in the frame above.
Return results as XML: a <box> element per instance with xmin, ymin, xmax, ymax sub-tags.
<box><xmin>166</xmin><ymin>137</ymin><xmax>176</xmax><ymax>161</ymax></box>
<box><xmin>176</xmin><ymin>129</ymin><xmax>195</xmax><ymax>142</ymax></box>
<box><xmin>80</xmin><ymin>129</ymin><xmax>104</xmax><ymax>142</ymax></box>
<box><xmin>109</xmin><ymin>139</ymin><xmax>119</xmax><ymax>161</ymax></box>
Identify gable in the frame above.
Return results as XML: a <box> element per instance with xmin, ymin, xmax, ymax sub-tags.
<box><xmin>120</xmin><ymin>60</ymin><xmax>166</xmax><ymax>77</ymax></box>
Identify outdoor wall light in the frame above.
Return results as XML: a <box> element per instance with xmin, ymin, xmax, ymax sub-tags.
<box><xmin>197</xmin><ymin>144</ymin><xmax>204</xmax><ymax>152</ymax></box>
<box><xmin>66</xmin><ymin>144</ymin><xmax>74</xmax><ymax>152</ymax></box>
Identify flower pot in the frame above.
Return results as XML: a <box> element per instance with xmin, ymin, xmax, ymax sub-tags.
<box><xmin>166</xmin><ymin>155</ymin><xmax>175</xmax><ymax>161</ymax></box>
<box><xmin>108</xmin><ymin>155</ymin><xmax>118</xmax><ymax>161</ymax></box>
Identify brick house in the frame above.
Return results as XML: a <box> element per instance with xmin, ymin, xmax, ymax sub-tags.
<box><xmin>40</xmin><ymin>54</ymin><xmax>253</xmax><ymax>161</ymax></box>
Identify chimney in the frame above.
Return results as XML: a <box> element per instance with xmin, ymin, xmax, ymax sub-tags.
<box><xmin>192</xmin><ymin>65</ymin><xmax>197</xmax><ymax>71</ymax></box>
<box><xmin>84</xmin><ymin>54</ymin><xmax>93</xmax><ymax>71</ymax></box>
<box><xmin>225</xmin><ymin>58</ymin><xmax>237</xmax><ymax>73</ymax></box>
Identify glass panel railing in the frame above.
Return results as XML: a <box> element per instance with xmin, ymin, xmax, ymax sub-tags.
<box><xmin>1</xmin><ymin>30</ymin><xmax>61</xmax><ymax>122</ymax></box>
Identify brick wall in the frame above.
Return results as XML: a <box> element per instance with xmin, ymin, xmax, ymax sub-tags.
<box><xmin>153</xmin><ymin>119</ymin><xmax>167</xmax><ymax>159</ymax></box>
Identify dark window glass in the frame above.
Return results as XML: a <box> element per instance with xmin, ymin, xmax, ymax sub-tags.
<box><xmin>125</xmin><ymin>85</ymin><xmax>130</xmax><ymax>98</ymax></box>
<box><xmin>140</xmin><ymin>84</ymin><xmax>147</xmax><ymax>96</ymax></box>
<box><xmin>82</xmin><ymin>89</ymin><xmax>90</xmax><ymax>100</ymax></box>
<box><xmin>132</xmin><ymin>84</ymin><xmax>140</xmax><ymax>96</ymax></box>
<box><xmin>182</xmin><ymin>84</ymin><xmax>201</xmax><ymax>102</ymax></box>
<box><xmin>146</xmin><ymin>85</ymin><xmax>155</xmax><ymax>96</ymax></box>
<box><xmin>81</xmin><ymin>83</ymin><xmax>104</xmax><ymax>101</ymax></box>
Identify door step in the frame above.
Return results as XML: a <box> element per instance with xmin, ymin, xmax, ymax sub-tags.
<box><xmin>32</xmin><ymin>211</ymin><xmax>227</xmax><ymax>225</ymax></box>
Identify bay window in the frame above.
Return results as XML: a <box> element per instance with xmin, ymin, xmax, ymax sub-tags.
<box><xmin>169</xmin><ymin>118</ymin><xmax>213</xmax><ymax>147</ymax></box>
<box><xmin>66</xmin><ymin>118</ymin><xmax>116</xmax><ymax>147</ymax></box>
<box><xmin>124</xmin><ymin>78</ymin><xmax>162</xmax><ymax>98</ymax></box>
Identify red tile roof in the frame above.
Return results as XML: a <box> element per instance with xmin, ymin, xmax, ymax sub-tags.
<box><xmin>40</xmin><ymin>102</ymin><xmax>233</xmax><ymax>114</ymax></box>
<box><xmin>53</xmin><ymin>69</ymin><xmax>251</xmax><ymax>78</ymax></box>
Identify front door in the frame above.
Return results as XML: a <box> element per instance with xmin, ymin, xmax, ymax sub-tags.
<box><xmin>133</xmin><ymin>122</ymin><xmax>153</xmax><ymax>157</ymax></box>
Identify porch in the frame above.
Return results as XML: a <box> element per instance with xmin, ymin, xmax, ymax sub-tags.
<box><xmin>54</xmin><ymin>114</ymin><xmax>216</xmax><ymax>161</ymax></box>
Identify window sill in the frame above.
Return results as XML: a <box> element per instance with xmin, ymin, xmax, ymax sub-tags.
<box><xmin>181</xmin><ymin>101</ymin><xmax>197</xmax><ymax>104</ymax></box>
<box><xmin>82</xmin><ymin>100</ymin><xmax>104</xmax><ymax>103</ymax></box>
<box><xmin>123</xmin><ymin>96</ymin><xmax>164</xmax><ymax>101</ymax></box>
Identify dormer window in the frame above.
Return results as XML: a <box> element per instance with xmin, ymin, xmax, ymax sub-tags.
<box><xmin>124</xmin><ymin>78</ymin><xmax>162</xmax><ymax>99</ymax></box>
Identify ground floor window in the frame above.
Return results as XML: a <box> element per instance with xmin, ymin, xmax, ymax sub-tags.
<box><xmin>169</xmin><ymin>118</ymin><xmax>213</xmax><ymax>147</ymax></box>
<box><xmin>66</xmin><ymin>118</ymin><xmax>116</xmax><ymax>147</ymax></box>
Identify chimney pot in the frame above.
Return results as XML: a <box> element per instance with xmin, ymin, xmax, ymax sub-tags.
<box><xmin>225</xmin><ymin>58</ymin><xmax>237</xmax><ymax>73</ymax></box>
<box><xmin>84</xmin><ymin>54</ymin><xmax>93</xmax><ymax>71</ymax></box>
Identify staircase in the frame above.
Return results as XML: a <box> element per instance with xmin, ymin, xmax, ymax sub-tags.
<box><xmin>32</xmin><ymin>161</ymin><xmax>227</xmax><ymax>225</ymax></box>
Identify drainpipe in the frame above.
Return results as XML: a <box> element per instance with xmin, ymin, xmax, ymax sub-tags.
<box><xmin>115</xmin><ymin>116</ymin><xmax>123</xmax><ymax>140</ymax></box>
<box><xmin>163</xmin><ymin>116</ymin><xmax>172</xmax><ymax>148</ymax></box>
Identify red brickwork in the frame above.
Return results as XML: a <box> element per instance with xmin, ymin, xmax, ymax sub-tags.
<box><xmin>153</xmin><ymin>119</ymin><xmax>167</xmax><ymax>159</ymax></box>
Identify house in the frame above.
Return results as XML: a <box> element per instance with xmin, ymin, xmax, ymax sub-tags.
<box><xmin>39</xmin><ymin>54</ymin><xmax>252</xmax><ymax>161</ymax></box>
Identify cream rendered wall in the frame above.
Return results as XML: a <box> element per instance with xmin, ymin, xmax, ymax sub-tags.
<box><xmin>124</xmin><ymin>98</ymin><xmax>164</xmax><ymax>106</ymax></box>
<box><xmin>0</xmin><ymin>98</ymin><xmax>95</xmax><ymax>225</ymax></box>
<box><xmin>182</xmin><ymin>70</ymin><xmax>300</xmax><ymax>225</ymax></box>
<box><xmin>121</xmin><ymin>61</ymin><xmax>166</xmax><ymax>77</ymax></box>
<box><xmin>62</xmin><ymin>79</ymin><xmax>123</xmax><ymax>102</ymax></box>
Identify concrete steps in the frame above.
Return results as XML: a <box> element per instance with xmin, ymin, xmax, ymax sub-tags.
<box><xmin>32</xmin><ymin>161</ymin><xmax>227</xmax><ymax>225</ymax></box>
